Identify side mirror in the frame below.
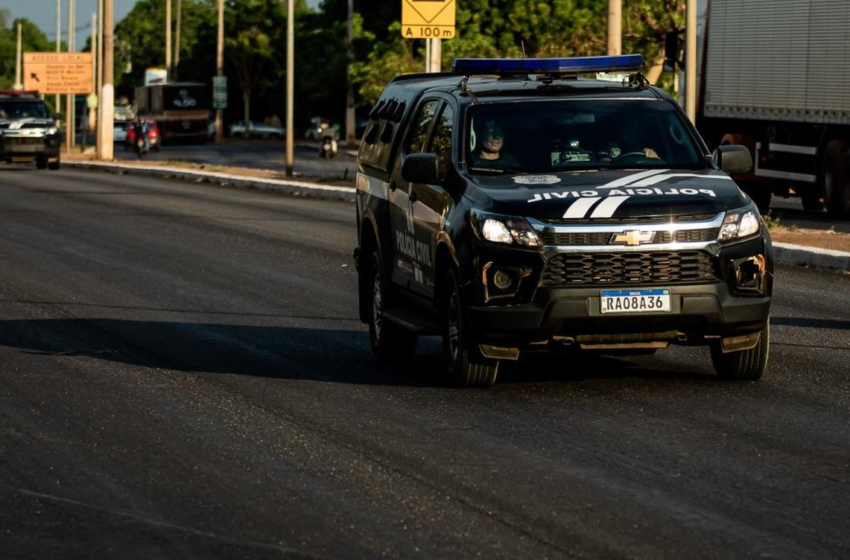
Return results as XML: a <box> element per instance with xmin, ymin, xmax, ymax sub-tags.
<box><xmin>402</xmin><ymin>153</ymin><xmax>440</xmax><ymax>183</ymax></box>
<box><xmin>715</xmin><ymin>144</ymin><xmax>753</xmax><ymax>174</ymax></box>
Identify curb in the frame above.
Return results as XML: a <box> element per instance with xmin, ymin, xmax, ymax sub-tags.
<box><xmin>65</xmin><ymin>160</ymin><xmax>357</xmax><ymax>202</ymax></box>
<box><xmin>64</xmin><ymin>160</ymin><xmax>850</xmax><ymax>273</ymax></box>
<box><xmin>772</xmin><ymin>242</ymin><xmax>850</xmax><ymax>272</ymax></box>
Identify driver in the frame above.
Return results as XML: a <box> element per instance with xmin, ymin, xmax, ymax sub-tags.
<box><xmin>611</xmin><ymin>120</ymin><xmax>660</xmax><ymax>159</ymax></box>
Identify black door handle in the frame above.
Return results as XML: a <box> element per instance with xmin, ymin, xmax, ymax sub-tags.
<box><xmin>409</xmin><ymin>191</ymin><xmax>418</xmax><ymax>203</ymax></box>
<box><xmin>389</xmin><ymin>180</ymin><xmax>398</xmax><ymax>191</ymax></box>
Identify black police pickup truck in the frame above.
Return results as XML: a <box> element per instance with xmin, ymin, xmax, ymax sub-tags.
<box><xmin>354</xmin><ymin>55</ymin><xmax>773</xmax><ymax>387</ymax></box>
<box><xmin>0</xmin><ymin>90</ymin><xmax>61</xmax><ymax>170</ymax></box>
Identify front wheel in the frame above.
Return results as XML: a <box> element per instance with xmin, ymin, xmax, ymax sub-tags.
<box><xmin>710</xmin><ymin>321</ymin><xmax>769</xmax><ymax>381</ymax></box>
<box><xmin>366</xmin><ymin>250</ymin><xmax>417</xmax><ymax>362</ymax></box>
<box><xmin>442</xmin><ymin>268</ymin><xmax>499</xmax><ymax>387</ymax></box>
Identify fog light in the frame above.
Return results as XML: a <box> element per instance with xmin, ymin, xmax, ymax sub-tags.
<box><xmin>733</xmin><ymin>255</ymin><xmax>766</xmax><ymax>293</ymax></box>
<box><xmin>493</xmin><ymin>270</ymin><xmax>513</xmax><ymax>290</ymax></box>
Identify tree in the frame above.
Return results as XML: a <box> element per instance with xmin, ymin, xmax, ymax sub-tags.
<box><xmin>0</xmin><ymin>12</ymin><xmax>56</xmax><ymax>92</ymax></box>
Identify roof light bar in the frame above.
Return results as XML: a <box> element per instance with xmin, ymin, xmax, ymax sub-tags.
<box><xmin>452</xmin><ymin>54</ymin><xmax>645</xmax><ymax>76</ymax></box>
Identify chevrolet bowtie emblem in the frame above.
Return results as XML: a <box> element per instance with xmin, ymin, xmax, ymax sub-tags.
<box><xmin>610</xmin><ymin>230</ymin><xmax>655</xmax><ymax>246</ymax></box>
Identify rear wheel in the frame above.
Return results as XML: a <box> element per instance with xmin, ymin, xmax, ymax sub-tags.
<box><xmin>710</xmin><ymin>321</ymin><xmax>769</xmax><ymax>381</ymax></box>
<box><xmin>822</xmin><ymin>140</ymin><xmax>850</xmax><ymax>219</ymax></box>
<box><xmin>366</xmin><ymin>250</ymin><xmax>417</xmax><ymax>362</ymax></box>
<box><xmin>442</xmin><ymin>268</ymin><xmax>499</xmax><ymax>387</ymax></box>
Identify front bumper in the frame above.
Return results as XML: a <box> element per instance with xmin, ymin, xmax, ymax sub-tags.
<box><xmin>463</xmin><ymin>232</ymin><xmax>773</xmax><ymax>351</ymax></box>
<box><xmin>1</xmin><ymin>135</ymin><xmax>60</xmax><ymax>162</ymax></box>
<box><xmin>467</xmin><ymin>282</ymin><xmax>771</xmax><ymax>349</ymax></box>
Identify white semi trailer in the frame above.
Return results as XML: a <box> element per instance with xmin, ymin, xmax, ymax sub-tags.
<box><xmin>694</xmin><ymin>0</ymin><xmax>850</xmax><ymax>217</ymax></box>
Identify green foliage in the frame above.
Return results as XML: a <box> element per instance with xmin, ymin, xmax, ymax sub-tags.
<box><xmin>0</xmin><ymin>11</ymin><xmax>57</xmax><ymax>90</ymax></box>
<box><xmin>0</xmin><ymin>1</ymin><xmax>686</xmax><ymax>132</ymax></box>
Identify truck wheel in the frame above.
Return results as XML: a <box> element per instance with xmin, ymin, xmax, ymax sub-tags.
<box><xmin>800</xmin><ymin>189</ymin><xmax>825</xmax><ymax>212</ymax></box>
<box><xmin>822</xmin><ymin>140</ymin><xmax>850</xmax><ymax>219</ymax></box>
<box><xmin>442</xmin><ymin>268</ymin><xmax>499</xmax><ymax>387</ymax></box>
<box><xmin>36</xmin><ymin>155</ymin><xmax>47</xmax><ymax>169</ymax></box>
<box><xmin>367</xmin><ymin>250</ymin><xmax>417</xmax><ymax>362</ymax></box>
<box><xmin>710</xmin><ymin>321</ymin><xmax>769</xmax><ymax>381</ymax></box>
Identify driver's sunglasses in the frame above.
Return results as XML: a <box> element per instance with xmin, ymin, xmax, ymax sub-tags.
<box><xmin>485</xmin><ymin>128</ymin><xmax>504</xmax><ymax>140</ymax></box>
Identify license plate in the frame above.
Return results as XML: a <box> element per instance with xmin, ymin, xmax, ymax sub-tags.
<box><xmin>600</xmin><ymin>288</ymin><xmax>671</xmax><ymax>314</ymax></box>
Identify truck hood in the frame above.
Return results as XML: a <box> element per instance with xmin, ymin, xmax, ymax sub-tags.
<box><xmin>0</xmin><ymin>118</ymin><xmax>56</xmax><ymax>132</ymax></box>
<box><xmin>465</xmin><ymin>168</ymin><xmax>751</xmax><ymax>221</ymax></box>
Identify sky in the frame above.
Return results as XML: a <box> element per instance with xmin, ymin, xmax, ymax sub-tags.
<box><xmin>3</xmin><ymin>0</ymin><xmax>322</xmax><ymax>45</ymax></box>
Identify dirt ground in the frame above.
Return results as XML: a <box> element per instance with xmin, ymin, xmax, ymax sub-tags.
<box><xmin>768</xmin><ymin>227</ymin><xmax>850</xmax><ymax>253</ymax></box>
<box><xmin>65</xmin><ymin>153</ymin><xmax>850</xmax><ymax>254</ymax></box>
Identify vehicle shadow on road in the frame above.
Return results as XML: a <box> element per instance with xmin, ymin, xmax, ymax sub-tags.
<box><xmin>0</xmin><ymin>318</ymin><xmax>722</xmax><ymax>387</ymax></box>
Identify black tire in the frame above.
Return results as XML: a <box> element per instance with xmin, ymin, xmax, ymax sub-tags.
<box><xmin>800</xmin><ymin>186</ymin><xmax>825</xmax><ymax>212</ymax></box>
<box><xmin>710</xmin><ymin>321</ymin><xmax>769</xmax><ymax>381</ymax></box>
<box><xmin>822</xmin><ymin>140</ymin><xmax>850</xmax><ymax>219</ymax></box>
<box><xmin>366</xmin><ymin>250</ymin><xmax>417</xmax><ymax>362</ymax></box>
<box><xmin>442</xmin><ymin>268</ymin><xmax>499</xmax><ymax>387</ymax></box>
<box><xmin>36</xmin><ymin>155</ymin><xmax>47</xmax><ymax>169</ymax></box>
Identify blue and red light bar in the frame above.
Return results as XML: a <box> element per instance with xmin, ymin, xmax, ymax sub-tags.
<box><xmin>452</xmin><ymin>54</ymin><xmax>645</xmax><ymax>76</ymax></box>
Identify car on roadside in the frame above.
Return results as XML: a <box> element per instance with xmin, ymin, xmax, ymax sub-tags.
<box><xmin>228</xmin><ymin>121</ymin><xmax>285</xmax><ymax>140</ymax></box>
<box><xmin>353</xmin><ymin>54</ymin><xmax>774</xmax><ymax>387</ymax></box>
<box><xmin>114</xmin><ymin>120</ymin><xmax>130</xmax><ymax>143</ymax></box>
<box><xmin>0</xmin><ymin>89</ymin><xmax>62</xmax><ymax>170</ymax></box>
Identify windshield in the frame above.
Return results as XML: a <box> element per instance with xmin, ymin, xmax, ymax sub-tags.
<box><xmin>0</xmin><ymin>100</ymin><xmax>51</xmax><ymax>119</ymax></box>
<box><xmin>465</xmin><ymin>99</ymin><xmax>704</xmax><ymax>174</ymax></box>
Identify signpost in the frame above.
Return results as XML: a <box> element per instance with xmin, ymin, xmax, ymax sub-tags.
<box><xmin>212</xmin><ymin>75</ymin><xmax>227</xmax><ymax>109</ymax></box>
<box><xmin>401</xmin><ymin>0</ymin><xmax>456</xmax><ymax>39</ymax></box>
<box><xmin>22</xmin><ymin>52</ymin><xmax>94</xmax><ymax>95</ymax></box>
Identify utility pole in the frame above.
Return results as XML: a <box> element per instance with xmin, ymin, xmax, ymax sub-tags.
<box><xmin>14</xmin><ymin>23</ymin><xmax>22</xmax><ymax>89</ymax></box>
<box><xmin>67</xmin><ymin>0</ymin><xmax>76</xmax><ymax>152</ymax></box>
<box><xmin>174</xmin><ymin>0</ymin><xmax>182</xmax><ymax>79</ymax></box>
<box><xmin>428</xmin><ymin>39</ymin><xmax>441</xmax><ymax>72</ymax></box>
<box><xmin>285</xmin><ymin>0</ymin><xmax>294</xmax><ymax>177</ymax></box>
<box><xmin>685</xmin><ymin>0</ymin><xmax>697</xmax><ymax>123</ymax></box>
<box><xmin>97</xmin><ymin>0</ymin><xmax>104</xmax><ymax>159</ymax></box>
<box><xmin>165</xmin><ymin>0</ymin><xmax>172</xmax><ymax>79</ymax></box>
<box><xmin>608</xmin><ymin>0</ymin><xmax>622</xmax><ymax>55</ymax></box>
<box><xmin>215</xmin><ymin>0</ymin><xmax>223</xmax><ymax>143</ymax></box>
<box><xmin>345</xmin><ymin>0</ymin><xmax>355</xmax><ymax>146</ymax></box>
<box><xmin>55</xmin><ymin>0</ymin><xmax>61</xmax><ymax>112</ymax></box>
<box><xmin>100</xmin><ymin>0</ymin><xmax>114</xmax><ymax>160</ymax></box>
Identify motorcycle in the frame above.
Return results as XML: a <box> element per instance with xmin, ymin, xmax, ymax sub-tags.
<box><xmin>319</xmin><ymin>135</ymin><xmax>338</xmax><ymax>159</ymax></box>
<box><xmin>129</xmin><ymin>121</ymin><xmax>151</xmax><ymax>157</ymax></box>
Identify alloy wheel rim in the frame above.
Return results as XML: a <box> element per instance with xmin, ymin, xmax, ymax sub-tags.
<box><xmin>447</xmin><ymin>290</ymin><xmax>460</xmax><ymax>362</ymax></box>
<box><xmin>372</xmin><ymin>273</ymin><xmax>383</xmax><ymax>339</ymax></box>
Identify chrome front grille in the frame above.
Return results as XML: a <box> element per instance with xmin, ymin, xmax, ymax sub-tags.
<box><xmin>3</xmin><ymin>137</ymin><xmax>43</xmax><ymax>146</ymax></box>
<box><xmin>541</xmin><ymin>228</ymin><xmax>720</xmax><ymax>245</ymax></box>
<box><xmin>540</xmin><ymin>251</ymin><xmax>718</xmax><ymax>286</ymax></box>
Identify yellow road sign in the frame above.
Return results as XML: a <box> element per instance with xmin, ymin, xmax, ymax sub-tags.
<box><xmin>23</xmin><ymin>52</ymin><xmax>94</xmax><ymax>95</ymax></box>
<box><xmin>401</xmin><ymin>0</ymin><xmax>456</xmax><ymax>40</ymax></box>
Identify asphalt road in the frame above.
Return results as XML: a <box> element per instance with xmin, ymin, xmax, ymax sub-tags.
<box><xmin>109</xmin><ymin>138</ymin><xmax>359</xmax><ymax>182</ymax></box>
<box><xmin>1</xmin><ymin>167</ymin><xmax>849</xmax><ymax>559</ymax></box>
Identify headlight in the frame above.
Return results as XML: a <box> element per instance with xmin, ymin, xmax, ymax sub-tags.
<box><xmin>718</xmin><ymin>206</ymin><xmax>761</xmax><ymax>243</ymax></box>
<box><xmin>471</xmin><ymin>210</ymin><xmax>541</xmax><ymax>247</ymax></box>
